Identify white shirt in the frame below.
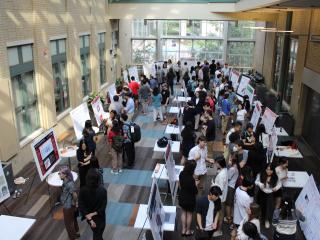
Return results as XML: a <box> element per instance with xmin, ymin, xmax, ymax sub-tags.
<box><xmin>198</xmin><ymin>69</ymin><xmax>203</xmax><ymax>80</ymax></box>
<box><xmin>188</xmin><ymin>145</ymin><xmax>208</xmax><ymax>175</ymax></box>
<box><xmin>205</xmin><ymin>200</ymin><xmax>215</xmax><ymax>231</ymax></box>
<box><xmin>236</xmin><ymin>109</ymin><xmax>247</xmax><ymax>121</ymax></box>
<box><xmin>275</xmin><ymin>166</ymin><xmax>288</xmax><ymax>182</ymax></box>
<box><xmin>225</xmin><ymin>128</ymin><xmax>235</xmax><ymax>145</ymax></box>
<box><xmin>212</xmin><ymin>168</ymin><xmax>228</xmax><ymax>202</ymax></box>
<box><xmin>233</xmin><ymin>187</ymin><xmax>252</xmax><ymax>225</ymax></box>
<box><xmin>195</xmin><ymin>87</ymin><xmax>207</xmax><ymax>92</ymax></box>
<box><xmin>222</xmin><ymin>67</ymin><xmax>230</xmax><ymax>77</ymax></box>
<box><xmin>255</xmin><ymin>174</ymin><xmax>282</xmax><ymax>194</ymax></box>
<box><xmin>259</xmin><ymin>133</ymin><xmax>269</xmax><ymax>149</ymax></box>
<box><xmin>228</xmin><ymin>166</ymin><xmax>239</xmax><ymax>188</ymax></box>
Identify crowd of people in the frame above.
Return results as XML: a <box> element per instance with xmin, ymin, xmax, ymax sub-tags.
<box><xmin>57</xmin><ymin>58</ymin><xmax>303</xmax><ymax>240</ymax></box>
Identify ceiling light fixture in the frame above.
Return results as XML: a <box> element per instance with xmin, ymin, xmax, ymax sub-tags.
<box><xmin>243</xmin><ymin>26</ymin><xmax>276</xmax><ymax>30</ymax></box>
<box><xmin>261</xmin><ymin>29</ymin><xmax>294</xmax><ymax>33</ymax></box>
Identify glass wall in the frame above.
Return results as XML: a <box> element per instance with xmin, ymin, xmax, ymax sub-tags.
<box><xmin>51</xmin><ymin>39</ymin><xmax>69</xmax><ymax>115</ymax></box>
<box><xmin>7</xmin><ymin>44</ymin><xmax>40</xmax><ymax>140</ymax></box>
<box><xmin>98</xmin><ymin>32</ymin><xmax>107</xmax><ymax>85</ymax></box>
<box><xmin>132</xmin><ymin>39</ymin><xmax>157</xmax><ymax>64</ymax></box>
<box><xmin>273</xmin><ymin>36</ymin><xmax>284</xmax><ymax>91</ymax></box>
<box><xmin>79</xmin><ymin>35</ymin><xmax>91</xmax><ymax>97</ymax></box>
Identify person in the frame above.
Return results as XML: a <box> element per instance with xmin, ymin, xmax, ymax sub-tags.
<box><xmin>149</xmin><ymin>76</ymin><xmax>158</xmax><ymax>90</ymax></box>
<box><xmin>107</xmin><ymin>119</ymin><xmax>124</xmax><ymax>174</ymax></box>
<box><xmin>174</xmin><ymin>60</ymin><xmax>181</xmax><ymax>84</ymax></box>
<box><xmin>221</xmin><ymin>92</ymin><xmax>231</xmax><ymax>135</ymax></box>
<box><xmin>221</xmin><ymin>63</ymin><xmax>231</xmax><ymax>77</ymax></box>
<box><xmin>151</xmin><ymin>87</ymin><xmax>163</xmax><ymax>122</ymax></box>
<box><xmin>275</xmin><ymin>158</ymin><xmax>289</xmax><ymax>209</ymax></box>
<box><xmin>202</xmin><ymin>61</ymin><xmax>210</xmax><ymax>89</ymax></box>
<box><xmin>188</xmin><ymin>136</ymin><xmax>215</xmax><ymax>194</ymax></box>
<box><xmin>77</xmin><ymin>140</ymin><xmax>92</xmax><ymax>187</ymax></box>
<box><xmin>180</xmin><ymin>121</ymin><xmax>196</xmax><ymax>165</ymax></box>
<box><xmin>161</xmin><ymin>83</ymin><xmax>170</xmax><ymax>120</ymax></box>
<box><xmin>181</xmin><ymin>62</ymin><xmax>189</xmax><ymax>79</ymax></box>
<box><xmin>109</xmin><ymin>95</ymin><xmax>122</xmax><ymax>115</ymax></box>
<box><xmin>254</xmin><ymin>124</ymin><xmax>269</xmax><ymax>155</ymax></box>
<box><xmin>179</xmin><ymin>160</ymin><xmax>198</xmax><ymax>237</ymax></box>
<box><xmin>196</xmin><ymin>186</ymin><xmax>222</xmax><ymax>240</ymax></box>
<box><xmin>166</xmin><ymin>67</ymin><xmax>175</xmax><ymax>95</ymax></box>
<box><xmin>255</xmin><ymin>162</ymin><xmax>281</xmax><ymax>228</ymax></box>
<box><xmin>59</xmin><ymin>166</ymin><xmax>79</xmax><ymax>240</ymax></box>
<box><xmin>123</xmin><ymin>93</ymin><xmax>135</xmax><ymax>121</ymax></box>
<box><xmin>190</xmin><ymin>66</ymin><xmax>196</xmax><ymax>79</ymax></box>
<box><xmin>272</xmin><ymin>197</ymin><xmax>304</xmax><ymax>240</ymax></box>
<box><xmin>187</xmin><ymin>76</ymin><xmax>197</xmax><ymax>97</ymax></box>
<box><xmin>246</xmin><ymin>142</ymin><xmax>267</xmax><ymax>179</ymax></box>
<box><xmin>205</xmin><ymin>92</ymin><xmax>215</xmax><ymax>114</ymax></box>
<box><xmin>183</xmin><ymin>101</ymin><xmax>196</xmax><ymax>128</ymax></box>
<box><xmin>239</xmin><ymin>222</ymin><xmax>262</xmax><ymax>240</ymax></box>
<box><xmin>236</xmin><ymin>103</ymin><xmax>247</xmax><ymax>127</ymax></box>
<box><xmin>243</xmin><ymin>95</ymin><xmax>251</xmax><ymax>113</ymax></box>
<box><xmin>202</xmin><ymin>110</ymin><xmax>216</xmax><ymax>159</ymax></box>
<box><xmin>82</xmin><ymin>120</ymin><xmax>97</xmax><ymax>156</ymax></box>
<box><xmin>128</xmin><ymin>76</ymin><xmax>140</xmax><ymax>109</ymax></box>
<box><xmin>211</xmin><ymin>156</ymin><xmax>228</xmax><ymax>237</ymax></box>
<box><xmin>192</xmin><ymin>91</ymin><xmax>205</xmax><ymax>130</ymax></box>
<box><xmin>121</xmin><ymin>113</ymin><xmax>135</xmax><ymax>168</ymax></box>
<box><xmin>242</xmin><ymin>123</ymin><xmax>255</xmax><ymax>149</ymax></box>
<box><xmin>138</xmin><ymin>79</ymin><xmax>151</xmax><ymax>115</ymax></box>
<box><xmin>79</xmin><ymin>168</ymin><xmax>108</xmax><ymax>240</ymax></box>
<box><xmin>209</xmin><ymin>60</ymin><xmax>216</xmax><ymax>79</ymax></box>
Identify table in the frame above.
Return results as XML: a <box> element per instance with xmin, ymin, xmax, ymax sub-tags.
<box><xmin>151</xmin><ymin>164</ymin><xmax>183</xmax><ymax>181</ymax></box>
<box><xmin>283</xmin><ymin>171</ymin><xmax>309</xmax><ymax>188</ymax></box>
<box><xmin>59</xmin><ymin>146</ymin><xmax>78</xmax><ymax>167</ymax></box>
<box><xmin>177</xmin><ymin>96</ymin><xmax>191</xmax><ymax>102</ymax></box>
<box><xmin>165</xmin><ymin>124</ymin><xmax>184</xmax><ymax>135</ymax></box>
<box><xmin>274</xmin><ymin>146</ymin><xmax>303</xmax><ymax>158</ymax></box>
<box><xmin>168</xmin><ymin>107</ymin><xmax>184</xmax><ymax>114</ymax></box>
<box><xmin>46</xmin><ymin>171</ymin><xmax>78</xmax><ymax>187</ymax></box>
<box><xmin>276</xmin><ymin>127</ymin><xmax>289</xmax><ymax>137</ymax></box>
<box><xmin>134</xmin><ymin>204</ymin><xmax>176</xmax><ymax>231</ymax></box>
<box><xmin>0</xmin><ymin>215</ymin><xmax>36</xmax><ymax>240</ymax></box>
<box><xmin>153</xmin><ymin>141</ymin><xmax>180</xmax><ymax>153</ymax></box>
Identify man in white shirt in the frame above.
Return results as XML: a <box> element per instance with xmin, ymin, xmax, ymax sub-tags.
<box><xmin>123</xmin><ymin>93</ymin><xmax>135</xmax><ymax>121</ymax></box>
<box><xmin>188</xmin><ymin>136</ymin><xmax>215</xmax><ymax>194</ymax></box>
<box><xmin>222</xmin><ymin>63</ymin><xmax>231</xmax><ymax>77</ymax></box>
<box><xmin>224</xmin><ymin>121</ymin><xmax>242</xmax><ymax>161</ymax></box>
<box><xmin>109</xmin><ymin>95</ymin><xmax>123</xmax><ymax>115</ymax></box>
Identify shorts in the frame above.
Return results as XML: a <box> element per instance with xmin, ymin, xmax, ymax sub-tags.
<box><xmin>225</xmin><ymin>186</ymin><xmax>235</xmax><ymax>206</ymax></box>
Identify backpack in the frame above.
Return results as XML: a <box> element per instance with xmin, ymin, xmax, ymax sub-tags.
<box><xmin>125</xmin><ymin>122</ymin><xmax>141</xmax><ymax>143</ymax></box>
<box><xmin>112</xmin><ymin>134</ymin><xmax>124</xmax><ymax>152</ymax></box>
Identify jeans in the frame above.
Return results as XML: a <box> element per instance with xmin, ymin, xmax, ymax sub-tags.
<box><xmin>111</xmin><ymin>148</ymin><xmax>123</xmax><ymax>171</ymax></box>
<box><xmin>153</xmin><ymin>107</ymin><xmax>163</xmax><ymax>121</ymax></box>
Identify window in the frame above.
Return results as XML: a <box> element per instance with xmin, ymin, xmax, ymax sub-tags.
<box><xmin>227</xmin><ymin>41</ymin><xmax>255</xmax><ymax>70</ymax></box>
<box><xmin>273</xmin><ymin>36</ymin><xmax>284</xmax><ymax>90</ymax></box>
<box><xmin>204</xmin><ymin>40</ymin><xmax>224</xmax><ymax>61</ymax></box>
<box><xmin>132</xmin><ymin>39</ymin><xmax>156</xmax><ymax>64</ymax></box>
<box><xmin>283</xmin><ymin>38</ymin><xmax>298</xmax><ymax>104</ymax></box>
<box><xmin>98</xmin><ymin>32</ymin><xmax>107</xmax><ymax>85</ymax></box>
<box><xmin>162</xmin><ymin>39</ymin><xmax>180</xmax><ymax>62</ymax></box>
<box><xmin>206</xmin><ymin>21</ymin><xmax>224</xmax><ymax>38</ymax></box>
<box><xmin>132</xmin><ymin>20</ymin><xmax>157</xmax><ymax>38</ymax></box>
<box><xmin>160</xmin><ymin>20</ymin><xmax>180</xmax><ymax>36</ymax></box>
<box><xmin>79</xmin><ymin>35</ymin><xmax>91</xmax><ymax>97</ymax></box>
<box><xmin>51</xmin><ymin>39</ymin><xmax>69</xmax><ymax>115</ymax></box>
<box><xmin>228</xmin><ymin>21</ymin><xmax>255</xmax><ymax>39</ymax></box>
<box><xmin>7</xmin><ymin>44</ymin><xmax>40</xmax><ymax>140</ymax></box>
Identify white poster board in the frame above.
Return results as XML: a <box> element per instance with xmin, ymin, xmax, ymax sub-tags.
<box><xmin>0</xmin><ymin>162</ymin><xmax>10</xmax><ymax>203</ymax></box>
<box><xmin>123</xmin><ymin>70</ymin><xmax>129</xmax><ymax>83</ymax></box>
<box><xmin>70</xmin><ymin>102</ymin><xmax>91</xmax><ymax>140</ymax></box>
<box><xmin>267</xmin><ymin>127</ymin><xmax>278</xmax><ymax>162</ymax></box>
<box><xmin>107</xmin><ymin>83</ymin><xmax>116</xmax><ymax>102</ymax></box>
<box><xmin>31</xmin><ymin>129</ymin><xmax>61</xmax><ymax>181</ymax></box>
<box><xmin>236</xmin><ymin>75</ymin><xmax>251</xmax><ymax>96</ymax></box>
<box><xmin>128</xmin><ymin>66</ymin><xmax>140</xmax><ymax>82</ymax></box>
<box><xmin>250</xmin><ymin>101</ymin><xmax>263</xmax><ymax>131</ymax></box>
<box><xmin>230</xmin><ymin>69</ymin><xmax>240</xmax><ymax>89</ymax></box>
<box><xmin>245</xmin><ymin>84</ymin><xmax>255</xmax><ymax>105</ymax></box>
<box><xmin>261</xmin><ymin>107</ymin><xmax>278</xmax><ymax>134</ymax></box>
<box><xmin>165</xmin><ymin>141</ymin><xmax>178</xmax><ymax>205</ymax></box>
<box><xmin>91</xmin><ymin>96</ymin><xmax>109</xmax><ymax>126</ymax></box>
<box><xmin>147</xmin><ymin>179</ymin><xmax>165</xmax><ymax>240</ymax></box>
<box><xmin>143</xmin><ymin>64</ymin><xmax>156</xmax><ymax>79</ymax></box>
<box><xmin>295</xmin><ymin>175</ymin><xmax>320</xmax><ymax>240</ymax></box>
<box><xmin>180</xmin><ymin>58</ymin><xmax>197</xmax><ymax>69</ymax></box>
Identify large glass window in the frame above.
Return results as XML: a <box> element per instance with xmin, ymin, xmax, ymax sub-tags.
<box><xmin>8</xmin><ymin>44</ymin><xmax>40</xmax><ymax>140</ymax></box>
<box><xmin>79</xmin><ymin>35</ymin><xmax>91</xmax><ymax>97</ymax></box>
<box><xmin>228</xmin><ymin>21</ymin><xmax>255</xmax><ymax>39</ymax></box>
<box><xmin>273</xmin><ymin>36</ymin><xmax>284</xmax><ymax>90</ymax></box>
<box><xmin>98</xmin><ymin>32</ymin><xmax>107</xmax><ymax>85</ymax></box>
<box><xmin>51</xmin><ymin>39</ymin><xmax>69</xmax><ymax>115</ymax></box>
<box><xmin>132</xmin><ymin>39</ymin><xmax>157</xmax><ymax>64</ymax></box>
<box><xmin>132</xmin><ymin>20</ymin><xmax>157</xmax><ymax>38</ymax></box>
<box><xmin>206</xmin><ymin>21</ymin><xmax>224</xmax><ymax>38</ymax></box>
<box><xmin>283</xmin><ymin>38</ymin><xmax>298</xmax><ymax>104</ymax></box>
<box><xmin>160</xmin><ymin>20</ymin><xmax>180</xmax><ymax>36</ymax></box>
<box><xmin>227</xmin><ymin>41</ymin><xmax>255</xmax><ymax>70</ymax></box>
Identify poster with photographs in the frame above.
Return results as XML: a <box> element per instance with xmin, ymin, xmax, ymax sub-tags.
<box><xmin>230</xmin><ymin>69</ymin><xmax>240</xmax><ymax>89</ymax></box>
<box><xmin>245</xmin><ymin>84</ymin><xmax>255</xmax><ymax>105</ymax></box>
<box><xmin>236</xmin><ymin>75</ymin><xmax>251</xmax><ymax>96</ymax></box>
<box><xmin>0</xmin><ymin>162</ymin><xmax>10</xmax><ymax>203</ymax></box>
<box><xmin>31</xmin><ymin>129</ymin><xmax>61</xmax><ymax>181</ymax></box>
<box><xmin>70</xmin><ymin>102</ymin><xmax>91</xmax><ymax>140</ymax></box>
<box><xmin>128</xmin><ymin>66</ymin><xmax>140</xmax><ymax>82</ymax></box>
<box><xmin>165</xmin><ymin>141</ymin><xmax>178</xmax><ymax>205</ymax></box>
<box><xmin>147</xmin><ymin>179</ymin><xmax>165</xmax><ymax>240</ymax></box>
<box><xmin>295</xmin><ymin>175</ymin><xmax>320</xmax><ymax>240</ymax></box>
<box><xmin>91</xmin><ymin>96</ymin><xmax>109</xmax><ymax>126</ymax></box>
<box><xmin>261</xmin><ymin>107</ymin><xmax>278</xmax><ymax>134</ymax></box>
<box><xmin>250</xmin><ymin>101</ymin><xmax>263</xmax><ymax>131</ymax></box>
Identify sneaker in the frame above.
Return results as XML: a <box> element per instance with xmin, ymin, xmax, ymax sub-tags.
<box><xmin>213</xmin><ymin>230</ymin><xmax>223</xmax><ymax>237</ymax></box>
<box><xmin>118</xmin><ymin>169</ymin><xmax>123</xmax><ymax>173</ymax></box>
<box><xmin>265</xmin><ymin>220</ymin><xmax>270</xmax><ymax>229</ymax></box>
<box><xmin>111</xmin><ymin>170</ymin><xmax>119</xmax><ymax>175</ymax></box>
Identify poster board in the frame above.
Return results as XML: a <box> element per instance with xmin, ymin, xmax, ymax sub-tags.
<box><xmin>180</xmin><ymin>58</ymin><xmax>197</xmax><ymax>69</ymax></box>
<box><xmin>245</xmin><ymin>84</ymin><xmax>255</xmax><ymax>105</ymax></box>
<box><xmin>128</xmin><ymin>66</ymin><xmax>140</xmax><ymax>82</ymax></box>
<box><xmin>236</xmin><ymin>75</ymin><xmax>251</xmax><ymax>96</ymax></box>
<box><xmin>0</xmin><ymin>162</ymin><xmax>10</xmax><ymax>203</ymax></box>
<box><xmin>147</xmin><ymin>179</ymin><xmax>165</xmax><ymax>240</ymax></box>
<box><xmin>250</xmin><ymin>101</ymin><xmax>262</xmax><ymax>131</ymax></box>
<box><xmin>261</xmin><ymin>107</ymin><xmax>278</xmax><ymax>134</ymax></box>
<box><xmin>31</xmin><ymin>129</ymin><xmax>61</xmax><ymax>181</ymax></box>
<box><xmin>123</xmin><ymin>70</ymin><xmax>129</xmax><ymax>83</ymax></box>
<box><xmin>267</xmin><ymin>127</ymin><xmax>278</xmax><ymax>162</ymax></box>
<box><xmin>165</xmin><ymin>141</ymin><xmax>178</xmax><ymax>205</ymax></box>
<box><xmin>143</xmin><ymin>64</ymin><xmax>156</xmax><ymax>79</ymax></box>
<box><xmin>230</xmin><ymin>69</ymin><xmax>240</xmax><ymax>89</ymax></box>
<box><xmin>70</xmin><ymin>102</ymin><xmax>91</xmax><ymax>140</ymax></box>
<box><xmin>107</xmin><ymin>83</ymin><xmax>116</xmax><ymax>102</ymax></box>
<box><xmin>91</xmin><ymin>96</ymin><xmax>109</xmax><ymax>126</ymax></box>
<box><xmin>295</xmin><ymin>175</ymin><xmax>320</xmax><ymax>240</ymax></box>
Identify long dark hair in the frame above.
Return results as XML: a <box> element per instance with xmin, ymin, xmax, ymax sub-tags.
<box><xmin>183</xmin><ymin>160</ymin><xmax>196</xmax><ymax>176</ymax></box>
<box><xmin>111</xmin><ymin>119</ymin><xmax>121</xmax><ymax>133</ymax></box>
<box><xmin>260</xmin><ymin>162</ymin><xmax>278</xmax><ymax>187</ymax></box>
<box><xmin>242</xmin><ymin>222</ymin><xmax>261</xmax><ymax>240</ymax></box>
<box><xmin>85</xmin><ymin>168</ymin><xmax>101</xmax><ymax>189</ymax></box>
<box><xmin>153</xmin><ymin>87</ymin><xmax>159</xmax><ymax>96</ymax></box>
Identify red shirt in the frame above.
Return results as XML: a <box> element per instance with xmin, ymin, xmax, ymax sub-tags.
<box><xmin>128</xmin><ymin>81</ymin><xmax>140</xmax><ymax>96</ymax></box>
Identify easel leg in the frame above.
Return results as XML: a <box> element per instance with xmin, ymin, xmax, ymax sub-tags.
<box><xmin>47</xmin><ymin>183</ymin><xmax>53</xmax><ymax>215</ymax></box>
<box><xmin>24</xmin><ymin>173</ymin><xmax>37</xmax><ymax>204</ymax></box>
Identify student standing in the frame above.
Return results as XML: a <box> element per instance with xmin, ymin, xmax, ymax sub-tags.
<box><xmin>151</xmin><ymin>87</ymin><xmax>163</xmax><ymax>122</ymax></box>
<box><xmin>82</xmin><ymin>120</ymin><xmax>97</xmax><ymax>156</ymax></box>
<box><xmin>138</xmin><ymin>79</ymin><xmax>151</xmax><ymax>115</ymax></box>
<box><xmin>121</xmin><ymin>113</ymin><xmax>135</xmax><ymax>168</ymax></box>
<box><xmin>275</xmin><ymin>158</ymin><xmax>289</xmax><ymax>209</ymax></box>
<box><xmin>79</xmin><ymin>169</ymin><xmax>108</xmax><ymax>240</ymax></box>
<box><xmin>160</xmin><ymin>84</ymin><xmax>170</xmax><ymax>120</ymax></box>
<box><xmin>128</xmin><ymin>76</ymin><xmax>140</xmax><ymax>109</ymax></box>
<box><xmin>166</xmin><ymin>67</ymin><xmax>175</xmax><ymax>95</ymax></box>
<box><xmin>236</xmin><ymin>103</ymin><xmax>247</xmax><ymax>127</ymax></box>
<box><xmin>123</xmin><ymin>93</ymin><xmax>135</xmax><ymax>121</ymax></box>
<box><xmin>77</xmin><ymin>140</ymin><xmax>92</xmax><ymax>188</ymax></box>
<box><xmin>202</xmin><ymin>110</ymin><xmax>216</xmax><ymax>159</ymax></box>
<box><xmin>180</xmin><ymin>121</ymin><xmax>196</xmax><ymax>165</ymax></box>
<box><xmin>192</xmin><ymin>91</ymin><xmax>205</xmax><ymax>130</ymax></box>
<box><xmin>221</xmin><ymin>92</ymin><xmax>231</xmax><ymax>135</ymax></box>
<box><xmin>107</xmin><ymin>119</ymin><xmax>124</xmax><ymax>174</ymax></box>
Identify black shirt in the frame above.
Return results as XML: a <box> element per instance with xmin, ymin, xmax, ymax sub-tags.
<box><xmin>161</xmin><ymin>89</ymin><xmax>170</xmax><ymax>105</ymax></box>
<box><xmin>209</xmin><ymin>63</ymin><xmax>216</xmax><ymax>75</ymax></box>
<box><xmin>205</xmin><ymin>119</ymin><xmax>216</xmax><ymax>141</ymax></box>
<box><xmin>178</xmin><ymin>171</ymin><xmax>198</xmax><ymax>208</ymax></box>
<box><xmin>196</xmin><ymin>196</ymin><xmax>221</xmax><ymax>229</ymax></box>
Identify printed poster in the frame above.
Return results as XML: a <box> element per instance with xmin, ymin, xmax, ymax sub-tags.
<box><xmin>70</xmin><ymin>102</ymin><xmax>91</xmax><ymax>140</ymax></box>
<box><xmin>236</xmin><ymin>75</ymin><xmax>251</xmax><ymax>96</ymax></box>
<box><xmin>128</xmin><ymin>66</ymin><xmax>140</xmax><ymax>82</ymax></box>
<box><xmin>230</xmin><ymin>69</ymin><xmax>240</xmax><ymax>89</ymax></box>
<box><xmin>123</xmin><ymin>70</ymin><xmax>129</xmax><ymax>83</ymax></box>
<box><xmin>250</xmin><ymin>101</ymin><xmax>262</xmax><ymax>131</ymax></box>
<box><xmin>143</xmin><ymin>64</ymin><xmax>157</xmax><ymax>79</ymax></box>
<box><xmin>107</xmin><ymin>83</ymin><xmax>116</xmax><ymax>102</ymax></box>
<box><xmin>245</xmin><ymin>84</ymin><xmax>255</xmax><ymax>105</ymax></box>
<box><xmin>31</xmin><ymin>129</ymin><xmax>61</xmax><ymax>181</ymax></box>
<box><xmin>261</xmin><ymin>107</ymin><xmax>278</xmax><ymax>134</ymax></box>
<box><xmin>295</xmin><ymin>175</ymin><xmax>320</xmax><ymax>240</ymax></box>
<box><xmin>147</xmin><ymin>179</ymin><xmax>165</xmax><ymax>240</ymax></box>
<box><xmin>165</xmin><ymin>141</ymin><xmax>178</xmax><ymax>205</ymax></box>
<box><xmin>91</xmin><ymin>96</ymin><xmax>109</xmax><ymax>126</ymax></box>
<box><xmin>0</xmin><ymin>162</ymin><xmax>10</xmax><ymax>203</ymax></box>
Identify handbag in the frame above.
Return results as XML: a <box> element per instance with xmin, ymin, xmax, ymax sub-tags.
<box><xmin>157</xmin><ymin>136</ymin><xmax>168</xmax><ymax>148</ymax></box>
<box><xmin>195</xmin><ymin>228</ymin><xmax>209</xmax><ymax>240</ymax></box>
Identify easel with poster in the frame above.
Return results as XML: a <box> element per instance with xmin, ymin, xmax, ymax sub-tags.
<box><xmin>260</xmin><ymin>107</ymin><xmax>278</xmax><ymax>134</ymax></box>
<box><xmin>267</xmin><ymin>127</ymin><xmax>278</xmax><ymax>163</ymax></box>
<box><xmin>69</xmin><ymin>102</ymin><xmax>91</xmax><ymax>140</ymax></box>
<box><xmin>245</xmin><ymin>84</ymin><xmax>255</xmax><ymax>105</ymax></box>
<box><xmin>123</xmin><ymin>70</ymin><xmax>129</xmax><ymax>83</ymax></box>
<box><xmin>91</xmin><ymin>96</ymin><xmax>109</xmax><ymax>126</ymax></box>
<box><xmin>250</xmin><ymin>101</ymin><xmax>263</xmax><ymax>131</ymax></box>
<box><xmin>230</xmin><ymin>69</ymin><xmax>240</xmax><ymax>89</ymax></box>
<box><xmin>128</xmin><ymin>66</ymin><xmax>140</xmax><ymax>82</ymax></box>
<box><xmin>236</xmin><ymin>75</ymin><xmax>251</xmax><ymax>96</ymax></box>
<box><xmin>0</xmin><ymin>161</ymin><xmax>10</xmax><ymax>214</ymax></box>
<box><xmin>164</xmin><ymin>141</ymin><xmax>178</xmax><ymax>205</ymax></box>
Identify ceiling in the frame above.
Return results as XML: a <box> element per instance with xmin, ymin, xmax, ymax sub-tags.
<box><xmin>109</xmin><ymin>0</ymin><xmax>239</xmax><ymax>3</ymax></box>
<box><xmin>269</xmin><ymin>0</ymin><xmax>320</xmax><ymax>8</ymax></box>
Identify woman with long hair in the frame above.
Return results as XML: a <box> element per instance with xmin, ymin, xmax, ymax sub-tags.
<box><xmin>59</xmin><ymin>166</ymin><xmax>79</xmax><ymax>240</ymax></box>
<box><xmin>180</xmin><ymin>121</ymin><xmax>196</xmax><ymax>165</ymax></box>
<box><xmin>77</xmin><ymin>140</ymin><xmax>92</xmax><ymax>187</ymax></box>
<box><xmin>275</xmin><ymin>158</ymin><xmax>289</xmax><ymax>209</ymax></box>
<box><xmin>179</xmin><ymin>160</ymin><xmax>198</xmax><ymax>237</ymax></box>
<box><xmin>82</xmin><ymin>120</ymin><xmax>97</xmax><ymax>156</ymax></box>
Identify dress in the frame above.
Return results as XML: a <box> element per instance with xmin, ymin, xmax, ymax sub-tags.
<box><xmin>181</xmin><ymin>128</ymin><xmax>196</xmax><ymax>157</ymax></box>
<box><xmin>178</xmin><ymin>171</ymin><xmax>198</xmax><ymax>212</ymax></box>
